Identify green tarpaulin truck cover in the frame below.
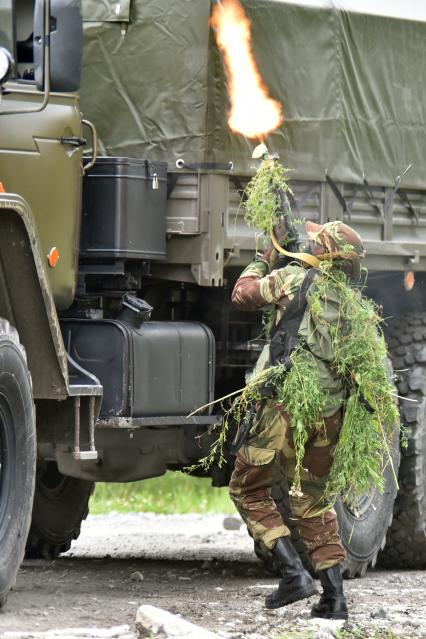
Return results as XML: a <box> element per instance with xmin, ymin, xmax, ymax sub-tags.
<box><xmin>81</xmin><ymin>0</ymin><xmax>426</xmax><ymax>189</ymax></box>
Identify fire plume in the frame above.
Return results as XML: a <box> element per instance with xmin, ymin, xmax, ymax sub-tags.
<box><xmin>211</xmin><ymin>0</ymin><xmax>283</xmax><ymax>140</ymax></box>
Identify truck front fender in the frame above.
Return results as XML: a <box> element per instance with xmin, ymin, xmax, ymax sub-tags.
<box><xmin>0</xmin><ymin>194</ymin><xmax>68</xmax><ymax>399</ymax></box>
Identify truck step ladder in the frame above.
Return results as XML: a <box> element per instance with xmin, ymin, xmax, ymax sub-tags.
<box><xmin>67</xmin><ymin>353</ymin><xmax>103</xmax><ymax>461</ymax></box>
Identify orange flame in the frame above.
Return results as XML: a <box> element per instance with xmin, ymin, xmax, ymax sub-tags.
<box><xmin>211</xmin><ymin>0</ymin><xmax>284</xmax><ymax>140</ymax></box>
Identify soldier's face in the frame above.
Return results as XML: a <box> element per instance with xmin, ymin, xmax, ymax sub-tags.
<box><xmin>303</xmin><ymin>234</ymin><xmax>327</xmax><ymax>257</ymax></box>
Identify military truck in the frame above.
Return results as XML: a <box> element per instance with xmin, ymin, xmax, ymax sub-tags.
<box><xmin>0</xmin><ymin>0</ymin><xmax>425</xmax><ymax>604</ymax></box>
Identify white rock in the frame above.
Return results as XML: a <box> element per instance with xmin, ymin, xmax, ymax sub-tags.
<box><xmin>310</xmin><ymin>618</ymin><xmax>346</xmax><ymax>630</ymax></box>
<box><xmin>136</xmin><ymin>604</ymin><xmax>225</xmax><ymax>638</ymax></box>
<box><xmin>308</xmin><ymin>618</ymin><xmax>346</xmax><ymax>639</ymax></box>
<box><xmin>312</xmin><ymin>631</ymin><xmax>336</xmax><ymax>639</ymax></box>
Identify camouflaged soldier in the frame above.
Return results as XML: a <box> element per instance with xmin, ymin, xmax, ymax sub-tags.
<box><xmin>229</xmin><ymin>220</ymin><xmax>365</xmax><ymax>619</ymax></box>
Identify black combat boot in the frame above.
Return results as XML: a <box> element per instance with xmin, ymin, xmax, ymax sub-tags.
<box><xmin>311</xmin><ymin>564</ymin><xmax>348</xmax><ymax>620</ymax></box>
<box><xmin>265</xmin><ymin>537</ymin><xmax>318</xmax><ymax>609</ymax></box>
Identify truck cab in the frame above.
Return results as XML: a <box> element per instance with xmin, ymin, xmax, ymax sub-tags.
<box><xmin>0</xmin><ymin>0</ymin><xmax>85</xmax><ymax>309</ymax></box>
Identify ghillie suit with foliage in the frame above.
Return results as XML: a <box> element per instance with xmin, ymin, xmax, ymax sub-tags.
<box><xmin>198</xmin><ymin>159</ymin><xmax>399</xmax><ymax>506</ymax></box>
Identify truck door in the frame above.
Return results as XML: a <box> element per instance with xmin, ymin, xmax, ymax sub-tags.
<box><xmin>0</xmin><ymin>0</ymin><xmax>84</xmax><ymax>310</ymax></box>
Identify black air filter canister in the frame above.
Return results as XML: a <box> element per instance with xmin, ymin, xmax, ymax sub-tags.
<box><xmin>81</xmin><ymin>157</ymin><xmax>167</xmax><ymax>260</ymax></box>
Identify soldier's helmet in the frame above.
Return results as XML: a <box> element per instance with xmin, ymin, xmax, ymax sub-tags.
<box><xmin>305</xmin><ymin>220</ymin><xmax>365</xmax><ymax>276</ymax></box>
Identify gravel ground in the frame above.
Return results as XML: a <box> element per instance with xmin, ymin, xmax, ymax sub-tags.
<box><xmin>0</xmin><ymin>513</ymin><xmax>425</xmax><ymax>638</ymax></box>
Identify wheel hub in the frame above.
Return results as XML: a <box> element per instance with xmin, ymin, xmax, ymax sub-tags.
<box><xmin>37</xmin><ymin>462</ymin><xmax>68</xmax><ymax>497</ymax></box>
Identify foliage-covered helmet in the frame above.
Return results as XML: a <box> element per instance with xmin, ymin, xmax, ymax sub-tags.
<box><xmin>306</xmin><ymin>221</ymin><xmax>364</xmax><ymax>255</ymax></box>
<box><xmin>305</xmin><ymin>220</ymin><xmax>365</xmax><ymax>276</ymax></box>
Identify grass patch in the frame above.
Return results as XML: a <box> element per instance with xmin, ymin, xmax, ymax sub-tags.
<box><xmin>90</xmin><ymin>471</ymin><xmax>235</xmax><ymax>515</ymax></box>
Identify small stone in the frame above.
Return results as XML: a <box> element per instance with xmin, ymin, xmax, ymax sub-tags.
<box><xmin>223</xmin><ymin>516</ymin><xmax>243</xmax><ymax>531</ymax></box>
<box><xmin>130</xmin><ymin>571</ymin><xmax>144</xmax><ymax>582</ymax></box>
<box><xmin>416</xmin><ymin>346</ymin><xmax>426</xmax><ymax>362</ymax></box>
<box><xmin>371</xmin><ymin>607</ymin><xmax>387</xmax><ymax>619</ymax></box>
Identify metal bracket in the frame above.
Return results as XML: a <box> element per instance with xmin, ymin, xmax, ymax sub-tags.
<box><xmin>61</xmin><ymin>136</ymin><xmax>87</xmax><ymax>148</ymax></box>
<box><xmin>325</xmin><ymin>173</ymin><xmax>352</xmax><ymax>222</ymax></box>
<box><xmin>398</xmin><ymin>190</ymin><xmax>420</xmax><ymax>226</ymax></box>
<box><xmin>73</xmin><ymin>396</ymin><xmax>98</xmax><ymax>461</ymax></box>
<box><xmin>408</xmin><ymin>250</ymin><xmax>420</xmax><ymax>266</ymax></box>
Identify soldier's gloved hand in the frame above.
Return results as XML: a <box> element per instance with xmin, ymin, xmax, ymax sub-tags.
<box><xmin>260</xmin><ymin>217</ymin><xmax>288</xmax><ymax>270</ymax></box>
<box><xmin>273</xmin><ymin>216</ymin><xmax>289</xmax><ymax>247</ymax></box>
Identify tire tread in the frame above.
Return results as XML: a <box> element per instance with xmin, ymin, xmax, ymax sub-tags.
<box><xmin>0</xmin><ymin>320</ymin><xmax>35</xmax><ymax>606</ymax></box>
<box><xmin>378</xmin><ymin>313</ymin><xmax>426</xmax><ymax>568</ymax></box>
<box><xmin>25</xmin><ymin>480</ymin><xmax>93</xmax><ymax>560</ymax></box>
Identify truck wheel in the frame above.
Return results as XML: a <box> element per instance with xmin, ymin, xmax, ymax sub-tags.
<box><xmin>336</xmin><ymin>434</ymin><xmax>399</xmax><ymax>578</ymax></box>
<box><xmin>378</xmin><ymin>313</ymin><xmax>426</xmax><ymax>568</ymax></box>
<box><xmin>26</xmin><ymin>463</ymin><xmax>93</xmax><ymax>560</ymax></box>
<box><xmin>0</xmin><ymin>320</ymin><xmax>36</xmax><ymax>606</ymax></box>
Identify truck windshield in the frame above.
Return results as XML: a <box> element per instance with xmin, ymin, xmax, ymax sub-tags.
<box><xmin>0</xmin><ymin>0</ymin><xmax>13</xmax><ymax>53</ymax></box>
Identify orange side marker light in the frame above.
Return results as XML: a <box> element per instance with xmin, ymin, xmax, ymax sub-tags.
<box><xmin>47</xmin><ymin>247</ymin><xmax>60</xmax><ymax>268</ymax></box>
<box><xmin>404</xmin><ymin>270</ymin><xmax>415</xmax><ymax>291</ymax></box>
<box><xmin>0</xmin><ymin>182</ymin><xmax>5</xmax><ymax>193</ymax></box>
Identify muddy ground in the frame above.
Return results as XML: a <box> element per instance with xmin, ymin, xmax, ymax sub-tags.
<box><xmin>0</xmin><ymin>513</ymin><xmax>425</xmax><ymax>638</ymax></box>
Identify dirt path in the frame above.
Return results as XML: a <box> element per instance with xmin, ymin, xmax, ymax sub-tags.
<box><xmin>0</xmin><ymin>513</ymin><xmax>425</xmax><ymax>638</ymax></box>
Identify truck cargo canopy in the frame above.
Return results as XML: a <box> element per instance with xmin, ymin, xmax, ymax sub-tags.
<box><xmin>81</xmin><ymin>0</ymin><xmax>426</xmax><ymax>189</ymax></box>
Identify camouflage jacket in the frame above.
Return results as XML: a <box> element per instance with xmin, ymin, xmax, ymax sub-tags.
<box><xmin>232</xmin><ymin>258</ymin><xmax>306</xmax><ymax>323</ymax></box>
<box><xmin>231</xmin><ymin>258</ymin><xmax>345</xmax><ymax>416</ymax></box>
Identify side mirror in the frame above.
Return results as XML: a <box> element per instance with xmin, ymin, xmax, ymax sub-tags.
<box><xmin>0</xmin><ymin>47</ymin><xmax>14</xmax><ymax>84</ymax></box>
<box><xmin>34</xmin><ymin>0</ymin><xmax>83</xmax><ymax>92</ymax></box>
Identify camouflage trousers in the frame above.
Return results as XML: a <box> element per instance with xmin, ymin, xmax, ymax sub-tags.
<box><xmin>229</xmin><ymin>400</ymin><xmax>346</xmax><ymax>571</ymax></box>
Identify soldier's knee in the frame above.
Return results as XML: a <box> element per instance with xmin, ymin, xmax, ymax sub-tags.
<box><xmin>228</xmin><ymin>479</ymin><xmax>241</xmax><ymax>505</ymax></box>
<box><xmin>228</xmin><ymin>472</ymin><xmax>241</xmax><ymax>505</ymax></box>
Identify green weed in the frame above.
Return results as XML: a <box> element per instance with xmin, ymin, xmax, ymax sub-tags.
<box><xmin>244</xmin><ymin>158</ymin><xmax>292</xmax><ymax>237</ymax></box>
<box><xmin>335</xmin><ymin>626</ymin><xmax>402</xmax><ymax>639</ymax></box>
<box><xmin>310</xmin><ymin>263</ymin><xmax>399</xmax><ymax>502</ymax></box>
